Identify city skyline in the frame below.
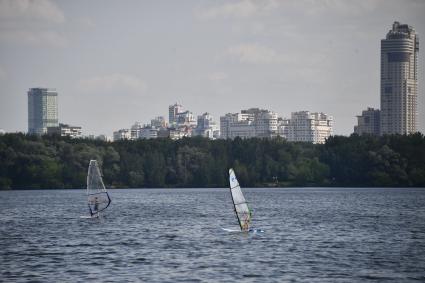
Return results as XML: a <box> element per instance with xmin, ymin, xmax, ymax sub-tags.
<box><xmin>0</xmin><ymin>1</ymin><xmax>424</xmax><ymax>136</ymax></box>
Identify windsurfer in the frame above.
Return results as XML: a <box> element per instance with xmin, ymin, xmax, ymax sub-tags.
<box><xmin>93</xmin><ymin>196</ymin><xmax>99</xmax><ymax>213</ymax></box>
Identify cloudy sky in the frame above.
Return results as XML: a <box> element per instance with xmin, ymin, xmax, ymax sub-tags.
<box><xmin>0</xmin><ymin>0</ymin><xmax>424</xmax><ymax>136</ymax></box>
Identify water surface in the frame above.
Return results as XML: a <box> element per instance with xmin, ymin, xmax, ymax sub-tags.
<box><xmin>1</xmin><ymin>188</ymin><xmax>424</xmax><ymax>282</ymax></box>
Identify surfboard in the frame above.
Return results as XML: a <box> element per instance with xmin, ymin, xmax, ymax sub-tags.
<box><xmin>221</xmin><ymin>227</ymin><xmax>264</xmax><ymax>233</ymax></box>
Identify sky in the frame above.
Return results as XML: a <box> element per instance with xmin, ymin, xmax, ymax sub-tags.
<box><xmin>0</xmin><ymin>0</ymin><xmax>424</xmax><ymax>136</ymax></box>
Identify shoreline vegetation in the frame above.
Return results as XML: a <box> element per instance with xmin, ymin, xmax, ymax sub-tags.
<box><xmin>0</xmin><ymin>133</ymin><xmax>424</xmax><ymax>189</ymax></box>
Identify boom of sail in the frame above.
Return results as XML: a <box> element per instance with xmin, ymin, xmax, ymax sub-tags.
<box><xmin>228</xmin><ymin>168</ymin><xmax>252</xmax><ymax>231</ymax></box>
<box><xmin>87</xmin><ymin>160</ymin><xmax>111</xmax><ymax>215</ymax></box>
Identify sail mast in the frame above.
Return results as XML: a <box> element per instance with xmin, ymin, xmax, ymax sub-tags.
<box><xmin>230</xmin><ymin>183</ymin><xmax>243</xmax><ymax>230</ymax></box>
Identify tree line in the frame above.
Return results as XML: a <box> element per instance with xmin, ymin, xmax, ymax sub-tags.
<box><xmin>0</xmin><ymin>133</ymin><xmax>424</xmax><ymax>189</ymax></box>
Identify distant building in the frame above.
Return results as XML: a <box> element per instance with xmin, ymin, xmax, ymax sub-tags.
<box><xmin>139</xmin><ymin>126</ymin><xmax>158</xmax><ymax>139</ymax></box>
<box><xmin>277</xmin><ymin>118</ymin><xmax>290</xmax><ymax>139</ymax></box>
<box><xmin>354</xmin><ymin>108</ymin><xmax>381</xmax><ymax>135</ymax></box>
<box><xmin>175</xmin><ymin>110</ymin><xmax>197</xmax><ymax>127</ymax></box>
<box><xmin>151</xmin><ymin>116</ymin><xmax>167</xmax><ymax>128</ymax></box>
<box><xmin>130</xmin><ymin>122</ymin><xmax>143</xmax><ymax>140</ymax></box>
<box><xmin>168</xmin><ymin>103</ymin><xmax>183</xmax><ymax>126</ymax></box>
<box><xmin>220</xmin><ymin>112</ymin><xmax>253</xmax><ymax>139</ymax></box>
<box><xmin>0</xmin><ymin>129</ymin><xmax>5</xmax><ymax>135</ymax></box>
<box><xmin>381</xmin><ymin>21</ymin><xmax>419</xmax><ymax>135</ymax></box>
<box><xmin>157</xmin><ymin>127</ymin><xmax>191</xmax><ymax>139</ymax></box>
<box><xmin>220</xmin><ymin>108</ymin><xmax>277</xmax><ymax>139</ymax></box>
<box><xmin>113</xmin><ymin>129</ymin><xmax>131</xmax><ymax>141</ymax></box>
<box><xmin>47</xmin><ymin>123</ymin><xmax>82</xmax><ymax>138</ymax></box>
<box><xmin>287</xmin><ymin>111</ymin><xmax>333</xmax><ymax>144</ymax></box>
<box><xmin>194</xmin><ymin>112</ymin><xmax>220</xmax><ymax>139</ymax></box>
<box><xmin>28</xmin><ymin>88</ymin><xmax>58</xmax><ymax>135</ymax></box>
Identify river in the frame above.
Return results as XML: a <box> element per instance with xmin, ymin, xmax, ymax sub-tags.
<box><xmin>1</xmin><ymin>187</ymin><xmax>424</xmax><ymax>282</ymax></box>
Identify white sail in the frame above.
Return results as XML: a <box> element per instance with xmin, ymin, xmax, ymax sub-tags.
<box><xmin>87</xmin><ymin>160</ymin><xmax>111</xmax><ymax>215</ymax></box>
<box><xmin>229</xmin><ymin>168</ymin><xmax>252</xmax><ymax>231</ymax></box>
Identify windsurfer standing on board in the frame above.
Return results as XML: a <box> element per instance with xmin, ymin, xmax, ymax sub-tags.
<box><xmin>93</xmin><ymin>196</ymin><xmax>99</xmax><ymax>213</ymax></box>
<box><xmin>89</xmin><ymin>196</ymin><xmax>99</xmax><ymax>216</ymax></box>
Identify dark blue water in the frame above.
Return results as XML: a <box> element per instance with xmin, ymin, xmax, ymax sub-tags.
<box><xmin>1</xmin><ymin>188</ymin><xmax>425</xmax><ymax>282</ymax></box>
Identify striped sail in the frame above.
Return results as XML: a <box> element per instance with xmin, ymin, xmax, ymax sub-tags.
<box><xmin>229</xmin><ymin>168</ymin><xmax>251</xmax><ymax>231</ymax></box>
<box><xmin>87</xmin><ymin>160</ymin><xmax>111</xmax><ymax>215</ymax></box>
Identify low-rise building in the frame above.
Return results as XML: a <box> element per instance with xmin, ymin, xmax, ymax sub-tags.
<box><xmin>47</xmin><ymin>123</ymin><xmax>82</xmax><ymax>138</ymax></box>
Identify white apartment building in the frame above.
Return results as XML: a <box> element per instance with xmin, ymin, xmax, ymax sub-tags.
<box><xmin>130</xmin><ymin>122</ymin><xmax>142</xmax><ymax>140</ymax></box>
<box><xmin>139</xmin><ymin>127</ymin><xmax>159</xmax><ymax>139</ymax></box>
<box><xmin>194</xmin><ymin>112</ymin><xmax>220</xmax><ymax>139</ymax></box>
<box><xmin>175</xmin><ymin>110</ymin><xmax>197</xmax><ymax>127</ymax></box>
<box><xmin>287</xmin><ymin>111</ymin><xmax>333</xmax><ymax>144</ymax></box>
<box><xmin>220</xmin><ymin>108</ymin><xmax>278</xmax><ymax>139</ymax></box>
<box><xmin>277</xmin><ymin>118</ymin><xmax>290</xmax><ymax>138</ymax></box>
<box><xmin>47</xmin><ymin>123</ymin><xmax>82</xmax><ymax>138</ymax></box>
<box><xmin>113</xmin><ymin>129</ymin><xmax>131</xmax><ymax>141</ymax></box>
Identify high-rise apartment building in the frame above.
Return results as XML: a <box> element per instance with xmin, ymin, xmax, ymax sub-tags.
<box><xmin>381</xmin><ymin>21</ymin><xmax>419</xmax><ymax>135</ymax></box>
<box><xmin>287</xmin><ymin>111</ymin><xmax>333</xmax><ymax>144</ymax></box>
<box><xmin>354</xmin><ymin>108</ymin><xmax>381</xmax><ymax>135</ymax></box>
<box><xmin>168</xmin><ymin>103</ymin><xmax>183</xmax><ymax>126</ymax></box>
<box><xmin>28</xmin><ymin>88</ymin><xmax>58</xmax><ymax>135</ymax></box>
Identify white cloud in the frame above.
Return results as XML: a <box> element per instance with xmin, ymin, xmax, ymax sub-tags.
<box><xmin>227</xmin><ymin>43</ymin><xmax>288</xmax><ymax>64</ymax></box>
<box><xmin>0</xmin><ymin>0</ymin><xmax>65</xmax><ymax>23</ymax></box>
<box><xmin>77</xmin><ymin>73</ymin><xmax>147</xmax><ymax>94</ymax></box>
<box><xmin>196</xmin><ymin>0</ymin><xmax>279</xmax><ymax>20</ymax></box>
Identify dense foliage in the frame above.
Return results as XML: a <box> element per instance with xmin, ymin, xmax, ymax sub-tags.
<box><xmin>0</xmin><ymin>133</ymin><xmax>424</xmax><ymax>189</ymax></box>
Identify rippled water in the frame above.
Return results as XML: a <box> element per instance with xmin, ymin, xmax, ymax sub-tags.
<box><xmin>1</xmin><ymin>188</ymin><xmax>425</xmax><ymax>282</ymax></box>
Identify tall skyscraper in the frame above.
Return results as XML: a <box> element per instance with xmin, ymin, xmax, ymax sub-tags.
<box><xmin>28</xmin><ymin>88</ymin><xmax>58</xmax><ymax>135</ymax></box>
<box><xmin>381</xmin><ymin>21</ymin><xmax>419</xmax><ymax>135</ymax></box>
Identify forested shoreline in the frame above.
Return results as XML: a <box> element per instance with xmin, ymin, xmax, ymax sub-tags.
<box><xmin>0</xmin><ymin>133</ymin><xmax>424</xmax><ymax>189</ymax></box>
